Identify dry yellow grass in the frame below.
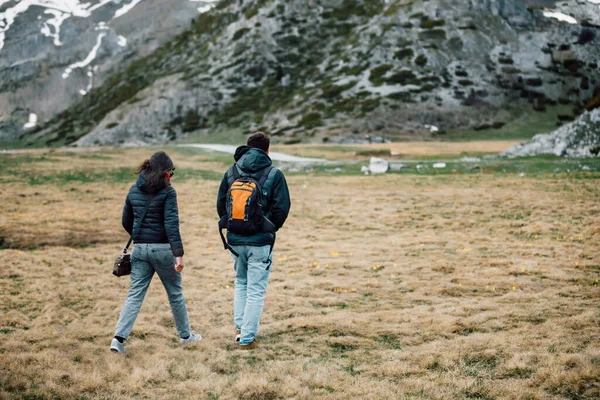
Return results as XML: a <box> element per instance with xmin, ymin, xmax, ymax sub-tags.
<box><xmin>271</xmin><ymin>141</ymin><xmax>520</xmax><ymax>160</ymax></box>
<box><xmin>1</xmin><ymin>147</ymin><xmax>599</xmax><ymax>399</ymax></box>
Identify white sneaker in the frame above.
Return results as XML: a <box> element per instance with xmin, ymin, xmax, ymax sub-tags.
<box><xmin>235</xmin><ymin>329</ymin><xmax>241</xmax><ymax>343</ymax></box>
<box><xmin>110</xmin><ymin>338</ymin><xmax>125</xmax><ymax>353</ymax></box>
<box><xmin>179</xmin><ymin>332</ymin><xmax>202</xmax><ymax>344</ymax></box>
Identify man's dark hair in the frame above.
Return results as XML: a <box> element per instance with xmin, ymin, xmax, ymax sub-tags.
<box><xmin>247</xmin><ymin>132</ymin><xmax>270</xmax><ymax>152</ymax></box>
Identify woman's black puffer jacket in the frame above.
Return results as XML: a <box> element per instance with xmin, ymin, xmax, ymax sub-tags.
<box><xmin>122</xmin><ymin>173</ymin><xmax>184</xmax><ymax>257</ymax></box>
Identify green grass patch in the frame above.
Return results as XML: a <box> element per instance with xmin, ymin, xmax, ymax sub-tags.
<box><xmin>0</xmin><ymin>153</ymin><xmax>224</xmax><ymax>185</ymax></box>
<box><xmin>329</xmin><ymin>342</ymin><xmax>357</xmax><ymax>353</ymax></box>
<box><xmin>374</xmin><ymin>335</ymin><xmax>402</xmax><ymax>350</ymax></box>
<box><xmin>284</xmin><ymin>155</ymin><xmax>600</xmax><ymax>179</ymax></box>
<box><xmin>444</xmin><ymin>105</ymin><xmax>575</xmax><ymax>141</ymax></box>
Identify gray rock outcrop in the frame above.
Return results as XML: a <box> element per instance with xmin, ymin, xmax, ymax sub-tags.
<box><xmin>501</xmin><ymin>108</ymin><xmax>600</xmax><ymax>158</ymax></box>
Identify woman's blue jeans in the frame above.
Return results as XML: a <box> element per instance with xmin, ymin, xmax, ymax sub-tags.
<box><xmin>114</xmin><ymin>243</ymin><xmax>191</xmax><ymax>339</ymax></box>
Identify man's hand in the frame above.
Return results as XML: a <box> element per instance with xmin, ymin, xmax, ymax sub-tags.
<box><xmin>175</xmin><ymin>256</ymin><xmax>184</xmax><ymax>272</ymax></box>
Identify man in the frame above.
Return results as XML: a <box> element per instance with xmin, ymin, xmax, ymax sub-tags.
<box><xmin>217</xmin><ymin>132</ymin><xmax>291</xmax><ymax>350</ymax></box>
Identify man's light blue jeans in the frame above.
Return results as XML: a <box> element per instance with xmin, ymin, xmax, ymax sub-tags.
<box><xmin>231</xmin><ymin>245</ymin><xmax>272</xmax><ymax>345</ymax></box>
<box><xmin>114</xmin><ymin>243</ymin><xmax>191</xmax><ymax>340</ymax></box>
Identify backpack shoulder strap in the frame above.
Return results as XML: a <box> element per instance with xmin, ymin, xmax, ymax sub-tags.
<box><xmin>226</xmin><ymin>164</ymin><xmax>240</xmax><ymax>186</ymax></box>
<box><xmin>257</xmin><ymin>166</ymin><xmax>274</xmax><ymax>189</ymax></box>
<box><xmin>261</xmin><ymin>167</ymin><xmax>278</xmax><ymax>196</ymax></box>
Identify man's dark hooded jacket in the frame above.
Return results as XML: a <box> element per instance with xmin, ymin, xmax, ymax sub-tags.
<box><xmin>217</xmin><ymin>146</ymin><xmax>291</xmax><ymax>246</ymax></box>
<box><xmin>122</xmin><ymin>173</ymin><xmax>184</xmax><ymax>256</ymax></box>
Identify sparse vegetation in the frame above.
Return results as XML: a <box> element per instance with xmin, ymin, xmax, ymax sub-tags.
<box><xmin>394</xmin><ymin>48</ymin><xmax>414</xmax><ymax>60</ymax></box>
<box><xmin>420</xmin><ymin>19</ymin><xmax>445</xmax><ymax>29</ymax></box>
<box><xmin>414</xmin><ymin>54</ymin><xmax>428</xmax><ymax>67</ymax></box>
<box><xmin>369</xmin><ymin>64</ymin><xmax>393</xmax><ymax>86</ymax></box>
<box><xmin>387</xmin><ymin>69</ymin><xmax>419</xmax><ymax>85</ymax></box>
<box><xmin>232</xmin><ymin>27</ymin><xmax>250</xmax><ymax>41</ymax></box>
<box><xmin>419</xmin><ymin>29</ymin><xmax>446</xmax><ymax>41</ymax></box>
<box><xmin>298</xmin><ymin>112</ymin><xmax>324</xmax><ymax>129</ymax></box>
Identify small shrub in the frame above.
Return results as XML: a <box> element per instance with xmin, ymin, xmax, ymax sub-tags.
<box><xmin>340</xmin><ymin>64</ymin><xmax>368</xmax><ymax>76</ymax></box>
<box><xmin>414</xmin><ymin>54</ymin><xmax>428</xmax><ymax>67</ymax></box>
<box><xmin>330</xmin><ymin>97</ymin><xmax>358</xmax><ymax>113</ymax></box>
<box><xmin>105</xmin><ymin>122</ymin><xmax>119</xmax><ymax>129</ymax></box>
<box><xmin>360</xmin><ymin>98</ymin><xmax>380</xmax><ymax>113</ymax></box>
<box><xmin>387</xmin><ymin>69</ymin><xmax>419</xmax><ymax>85</ymax></box>
<box><xmin>526</xmin><ymin>78</ymin><xmax>543</xmax><ymax>87</ymax></box>
<box><xmin>419</xmin><ymin>29</ymin><xmax>446</xmax><ymax>41</ymax></box>
<box><xmin>298</xmin><ymin>112</ymin><xmax>323</xmax><ymax>129</ymax></box>
<box><xmin>420</xmin><ymin>19</ymin><xmax>445</xmax><ymax>29</ymax></box>
<box><xmin>232</xmin><ymin>27</ymin><xmax>250</xmax><ymax>41</ymax></box>
<box><xmin>182</xmin><ymin>110</ymin><xmax>204</xmax><ymax>132</ymax></box>
<box><xmin>369</xmin><ymin>64</ymin><xmax>393</xmax><ymax>85</ymax></box>
<box><xmin>329</xmin><ymin>342</ymin><xmax>357</xmax><ymax>353</ymax></box>
<box><xmin>321</xmin><ymin>81</ymin><xmax>357</xmax><ymax>100</ymax></box>
<box><xmin>502</xmin><ymin>367</ymin><xmax>534</xmax><ymax>378</ymax></box>
<box><xmin>394</xmin><ymin>48</ymin><xmax>414</xmax><ymax>60</ymax></box>
<box><xmin>388</xmin><ymin>91</ymin><xmax>412</xmax><ymax>102</ymax></box>
<box><xmin>397</xmin><ymin>38</ymin><xmax>412</xmax><ymax>48</ymax></box>
<box><xmin>321</xmin><ymin>0</ymin><xmax>384</xmax><ymax>20</ymax></box>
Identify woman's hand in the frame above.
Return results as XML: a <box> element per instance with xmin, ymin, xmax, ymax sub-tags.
<box><xmin>175</xmin><ymin>256</ymin><xmax>184</xmax><ymax>273</ymax></box>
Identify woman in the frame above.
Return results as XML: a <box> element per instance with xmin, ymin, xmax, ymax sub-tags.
<box><xmin>110</xmin><ymin>151</ymin><xmax>200</xmax><ymax>353</ymax></box>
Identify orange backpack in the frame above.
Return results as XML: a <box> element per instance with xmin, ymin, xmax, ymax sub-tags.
<box><xmin>218</xmin><ymin>165</ymin><xmax>276</xmax><ymax>255</ymax></box>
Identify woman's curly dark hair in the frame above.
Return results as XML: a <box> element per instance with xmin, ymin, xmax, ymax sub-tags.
<box><xmin>136</xmin><ymin>151</ymin><xmax>174</xmax><ymax>191</ymax></box>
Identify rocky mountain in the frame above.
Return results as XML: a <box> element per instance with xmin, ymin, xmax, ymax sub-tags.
<box><xmin>10</xmin><ymin>0</ymin><xmax>600</xmax><ymax>146</ymax></box>
<box><xmin>0</xmin><ymin>0</ymin><xmax>218</xmax><ymax>142</ymax></box>
<box><xmin>501</xmin><ymin>107</ymin><xmax>600</xmax><ymax>158</ymax></box>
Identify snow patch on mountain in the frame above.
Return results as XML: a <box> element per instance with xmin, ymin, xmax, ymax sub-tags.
<box><xmin>0</xmin><ymin>0</ymin><xmax>220</xmax><ymax>53</ymax></box>
<box><xmin>543</xmin><ymin>11</ymin><xmax>578</xmax><ymax>24</ymax></box>
<box><xmin>62</xmin><ymin>31</ymin><xmax>105</xmax><ymax>79</ymax></box>
<box><xmin>40</xmin><ymin>9</ymin><xmax>69</xmax><ymax>46</ymax></box>
<box><xmin>113</xmin><ymin>0</ymin><xmax>144</xmax><ymax>20</ymax></box>
<box><xmin>23</xmin><ymin>113</ymin><xmax>37</xmax><ymax>129</ymax></box>
<box><xmin>189</xmin><ymin>0</ymin><xmax>218</xmax><ymax>14</ymax></box>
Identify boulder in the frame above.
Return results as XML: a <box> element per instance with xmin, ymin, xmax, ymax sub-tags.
<box><xmin>460</xmin><ymin>157</ymin><xmax>482</xmax><ymax>163</ymax></box>
<box><xmin>390</xmin><ymin>163</ymin><xmax>409</xmax><ymax>171</ymax></box>
<box><xmin>500</xmin><ymin>109</ymin><xmax>600</xmax><ymax>158</ymax></box>
<box><xmin>368</xmin><ymin>157</ymin><xmax>389</xmax><ymax>174</ymax></box>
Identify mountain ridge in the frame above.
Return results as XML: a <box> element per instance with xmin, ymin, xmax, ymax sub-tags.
<box><xmin>11</xmin><ymin>0</ymin><xmax>600</xmax><ymax>146</ymax></box>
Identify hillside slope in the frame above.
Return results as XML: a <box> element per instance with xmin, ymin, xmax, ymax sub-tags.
<box><xmin>23</xmin><ymin>0</ymin><xmax>600</xmax><ymax>146</ymax></box>
<box><xmin>0</xmin><ymin>0</ymin><xmax>217</xmax><ymax>141</ymax></box>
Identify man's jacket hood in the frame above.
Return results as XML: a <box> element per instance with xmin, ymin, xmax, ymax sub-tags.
<box><xmin>234</xmin><ymin>146</ymin><xmax>272</xmax><ymax>173</ymax></box>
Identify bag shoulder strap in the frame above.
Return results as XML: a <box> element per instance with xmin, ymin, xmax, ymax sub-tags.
<box><xmin>260</xmin><ymin>166</ymin><xmax>278</xmax><ymax>196</ymax></box>
<box><xmin>123</xmin><ymin>193</ymin><xmax>157</xmax><ymax>253</ymax></box>
<box><xmin>226</xmin><ymin>164</ymin><xmax>242</xmax><ymax>186</ymax></box>
<box><xmin>257</xmin><ymin>166</ymin><xmax>274</xmax><ymax>189</ymax></box>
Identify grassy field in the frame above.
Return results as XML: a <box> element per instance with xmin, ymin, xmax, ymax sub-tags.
<box><xmin>1</xmin><ymin>144</ymin><xmax>599</xmax><ymax>400</ymax></box>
